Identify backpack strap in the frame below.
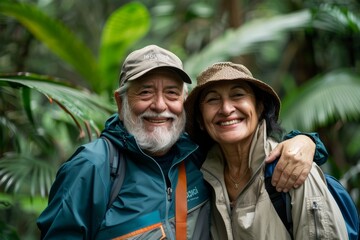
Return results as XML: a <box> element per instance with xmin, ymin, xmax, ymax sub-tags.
<box><xmin>265</xmin><ymin>161</ymin><xmax>294</xmax><ymax>239</ymax></box>
<box><xmin>102</xmin><ymin>137</ymin><xmax>126</xmax><ymax>209</ymax></box>
<box><xmin>176</xmin><ymin>161</ymin><xmax>187</xmax><ymax>240</ymax></box>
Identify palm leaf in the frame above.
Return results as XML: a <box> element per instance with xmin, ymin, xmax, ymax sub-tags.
<box><xmin>0</xmin><ymin>73</ymin><xmax>114</xmax><ymax>138</ymax></box>
<box><xmin>312</xmin><ymin>4</ymin><xmax>360</xmax><ymax>33</ymax></box>
<box><xmin>98</xmin><ymin>2</ymin><xmax>150</xmax><ymax>92</ymax></box>
<box><xmin>0</xmin><ymin>1</ymin><xmax>100</xmax><ymax>90</ymax></box>
<box><xmin>184</xmin><ymin>10</ymin><xmax>312</xmax><ymax>81</ymax></box>
<box><xmin>0</xmin><ymin>154</ymin><xmax>54</xmax><ymax>198</ymax></box>
<box><xmin>280</xmin><ymin>69</ymin><xmax>360</xmax><ymax>131</ymax></box>
<box><xmin>0</xmin><ymin>154</ymin><xmax>56</xmax><ymax>200</ymax></box>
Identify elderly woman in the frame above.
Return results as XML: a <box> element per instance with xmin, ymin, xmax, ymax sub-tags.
<box><xmin>184</xmin><ymin>62</ymin><xmax>347</xmax><ymax>239</ymax></box>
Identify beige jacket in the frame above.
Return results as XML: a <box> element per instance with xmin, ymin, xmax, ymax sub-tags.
<box><xmin>202</xmin><ymin>121</ymin><xmax>348</xmax><ymax>240</ymax></box>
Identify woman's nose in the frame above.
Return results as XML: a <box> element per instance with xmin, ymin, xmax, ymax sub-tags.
<box><xmin>219</xmin><ymin>99</ymin><xmax>235</xmax><ymax>116</ymax></box>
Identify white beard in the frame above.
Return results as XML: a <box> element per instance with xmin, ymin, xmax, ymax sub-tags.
<box><xmin>121</xmin><ymin>96</ymin><xmax>186</xmax><ymax>155</ymax></box>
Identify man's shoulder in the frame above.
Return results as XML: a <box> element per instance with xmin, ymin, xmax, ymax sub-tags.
<box><xmin>64</xmin><ymin>138</ymin><xmax>109</xmax><ymax>169</ymax></box>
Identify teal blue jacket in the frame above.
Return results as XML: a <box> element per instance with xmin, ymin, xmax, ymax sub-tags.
<box><xmin>37</xmin><ymin>114</ymin><xmax>210</xmax><ymax>239</ymax></box>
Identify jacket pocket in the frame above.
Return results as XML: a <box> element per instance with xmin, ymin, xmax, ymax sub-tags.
<box><xmin>96</xmin><ymin>211</ymin><xmax>167</xmax><ymax>240</ymax></box>
<box><xmin>307</xmin><ymin>196</ymin><xmax>327</xmax><ymax>239</ymax></box>
<box><xmin>112</xmin><ymin>223</ymin><xmax>166</xmax><ymax>240</ymax></box>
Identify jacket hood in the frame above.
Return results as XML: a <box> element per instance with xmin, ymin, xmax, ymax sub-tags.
<box><xmin>100</xmin><ymin>114</ymin><xmax>135</xmax><ymax>150</ymax></box>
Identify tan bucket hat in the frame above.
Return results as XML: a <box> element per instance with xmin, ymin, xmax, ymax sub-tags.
<box><xmin>184</xmin><ymin>62</ymin><xmax>281</xmax><ymax>144</ymax></box>
<box><xmin>119</xmin><ymin>45</ymin><xmax>192</xmax><ymax>86</ymax></box>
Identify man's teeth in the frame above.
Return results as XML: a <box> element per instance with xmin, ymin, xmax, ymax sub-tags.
<box><xmin>148</xmin><ymin>119</ymin><xmax>167</xmax><ymax>123</ymax></box>
<box><xmin>219</xmin><ymin>119</ymin><xmax>241</xmax><ymax>126</ymax></box>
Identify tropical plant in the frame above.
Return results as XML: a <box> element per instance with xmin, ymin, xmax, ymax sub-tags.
<box><xmin>0</xmin><ymin>1</ymin><xmax>150</xmax><ymax>94</ymax></box>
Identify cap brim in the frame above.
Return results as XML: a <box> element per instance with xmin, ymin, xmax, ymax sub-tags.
<box><xmin>128</xmin><ymin>66</ymin><xmax>192</xmax><ymax>84</ymax></box>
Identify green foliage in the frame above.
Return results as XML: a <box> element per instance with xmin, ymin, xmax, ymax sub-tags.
<box><xmin>0</xmin><ymin>220</ymin><xmax>20</xmax><ymax>240</ymax></box>
<box><xmin>0</xmin><ymin>1</ymin><xmax>150</xmax><ymax>93</ymax></box>
<box><xmin>184</xmin><ymin>10</ymin><xmax>312</xmax><ymax>81</ymax></box>
<box><xmin>0</xmin><ymin>73</ymin><xmax>115</xmax><ymax>200</ymax></box>
<box><xmin>0</xmin><ymin>1</ymin><xmax>100</xmax><ymax>89</ymax></box>
<box><xmin>312</xmin><ymin>4</ymin><xmax>360</xmax><ymax>33</ymax></box>
<box><xmin>0</xmin><ymin>73</ymin><xmax>113</xmax><ymax>136</ymax></box>
<box><xmin>99</xmin><ymin>2</ymin><xmax>150</xmax><ymax>91</ymax></box>
<box><xmin>281</xmin><ymin>69</ymin><xmax>360</xmax><ymax>131</ymax></box>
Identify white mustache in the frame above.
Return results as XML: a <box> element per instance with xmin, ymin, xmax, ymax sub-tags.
<box><xmin>140</xmin><ymin>111</ymin><xmax>177</xmax><ymax>120</ymax></box>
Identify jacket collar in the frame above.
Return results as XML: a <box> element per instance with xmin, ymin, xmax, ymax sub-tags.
<box><xmin>202</xmin><ymin>120</ymin><xmax>277</xmax><ymax>180</ymax></box>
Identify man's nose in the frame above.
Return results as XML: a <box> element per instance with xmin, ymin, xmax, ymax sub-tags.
<box><xmin>151</xmin><ymin>94</ymin><xmax>167</xmax><ymax>112</ymax></box>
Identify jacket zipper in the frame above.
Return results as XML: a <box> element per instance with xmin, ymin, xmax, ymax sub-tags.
<box><xmin>311</xmin><ymin>201</ymin><xmax>320</xmax><ymax>240</ymax></box>
<box><xmin>167</xmin><ymin>187</ymin><xmax>172</xmax><ymax>201</ymax></box>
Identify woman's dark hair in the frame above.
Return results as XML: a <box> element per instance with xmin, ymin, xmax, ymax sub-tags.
<box><xmin>250</xmin><ymin>83</ymin><xmax>285</xmax><ymax>141</ymax></box>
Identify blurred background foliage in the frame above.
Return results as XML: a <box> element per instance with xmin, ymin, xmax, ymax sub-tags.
<box><xmin>0</xmin><ymin>0</ymin><xmax>359</xmax><ymax>239</ymax></box>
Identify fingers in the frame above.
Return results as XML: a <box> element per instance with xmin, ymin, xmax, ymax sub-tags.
<box><xmin>274</xmin><ymin>165</ymin><xmax>310</xmax><ymax>192</ymax></box>
<box><xmin>265</xmin><ymin>143</ymin><xmax>282</xmax><ymax>163</ymax></box>
<box><xmin>270</xmin><ymin>135</ymin><xmax>315</xmax><ymax>192</ymax></box>
<box><xmin>293</xmin><ymin>167</ymin><xmax>311</xmax><ymax>188</ymax></box>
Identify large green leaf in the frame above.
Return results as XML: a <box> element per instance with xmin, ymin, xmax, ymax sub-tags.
<box><xmin>312</xmin><ymin>5</ymin><xmax>360</xmax><ymax>34</ymax></box>
<box><xmin>280</xmin><ymin>69</ymin><xmax>360</xmax><ymax>131</ymax></box>
<box><xmin>0</xmin><ymin>154</ymin><xmax>54</xmax><ymax>199</ymax></box>
<box><xmin>0</xmin><ymin>2</ymin><xmax>100</xmax><ymax>90</ymax></box>
<box><xmin>0</xmin><ymin>73</ymin><xmax>114</xmax><ymax>137</ymax></box>
<box><xmin>184</xmin><ymin>10</ymin><xmax>312</xmax><ymax>81</ymax></box>
<box><xmin>99</xmin><ymin>2</ymin><xmax>150</xmax><ymax>92</ymax></box>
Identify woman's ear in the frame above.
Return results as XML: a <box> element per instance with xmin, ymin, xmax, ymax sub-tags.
<box><xmin>114</xmin><ymin>91</ymin><xmax>123</xmax><ymax>120</ymax></box>
<box><xmin>197</xmin><ymin>115</ymin><xmax>205</xmax><ymax>131</ymax></box>
<box><xmin>257</xmin><ymin>101</ymin><xmax>264</xmax><ymax>119</ymax></box>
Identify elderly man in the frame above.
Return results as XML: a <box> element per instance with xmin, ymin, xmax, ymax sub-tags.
<box><xmin>37</xmin><ymin>45</ymin><xmax>327</xmax><ymax>239</ymax></box>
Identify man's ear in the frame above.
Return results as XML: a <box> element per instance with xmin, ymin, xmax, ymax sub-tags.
<box><xmin>114</xmin><ymin>91</ymin><xmax>123</xmax><ymax>120</ymax></box>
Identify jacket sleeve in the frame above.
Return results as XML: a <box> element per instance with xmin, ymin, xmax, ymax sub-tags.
<box><xmin>283</xmin><ymin>130</ymin><xmax>328</xmax><ymax>166</ymax></box>
<box><xmin>290</xmin><ymin>163</ymin><xmax>348</xmax><ymax>239</ymax></box>
<box><xmin>37</xmin><ymin>145</ymin><xmax>110</xmax><ymax>240</ymax></box>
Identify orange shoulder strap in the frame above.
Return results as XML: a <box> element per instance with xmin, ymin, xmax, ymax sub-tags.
<box><xmin>175</xmin><ymin>161</ymin><xmax>187</xmax><ymax>240</ymax></box>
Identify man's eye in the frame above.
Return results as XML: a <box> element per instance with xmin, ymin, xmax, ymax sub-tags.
<box><xmin>139</xmin><ymin>90</ymin><xmax>151</xmax><ymax>95</ymax></box>
<box><xmin>167</xmin><ymin>90</ymin><xmax>179</xmax><ymax>95</ymax></box>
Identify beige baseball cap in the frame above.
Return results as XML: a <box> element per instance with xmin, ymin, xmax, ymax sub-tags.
<box><xmin>119</xmin><ymin>45</ymin><xmax>192</xmax><ymax>86</ymax></box>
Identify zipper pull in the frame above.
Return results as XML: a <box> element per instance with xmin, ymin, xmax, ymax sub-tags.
<box><xmin>311</xmin><ymin>201</ymin><xmax>320</xmax><ymax>240</ymax></box>
<box><xmin>167</xmin><ymin>187</ymin><xmax>172</xmax><ymax>201</ymax></box>
<box><xmin>311</xmin><ymin>201</ymin><xmax>319</xmax><ymax>210</ymax></box>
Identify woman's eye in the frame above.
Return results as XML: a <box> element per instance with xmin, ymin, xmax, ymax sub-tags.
<box><xmin>204</xmin><ymin>97</ymin><xmax>220</xmax><ymax>103</ymax></box>
<box><xmin>232</xmin><ymin>91</ymin><xmax>247</xmax><ymax>98</ymax></box>
<box><xmin>234</xmin><ymin>93</ymin><xmax>244</xmax><ymax>97</ymax></box>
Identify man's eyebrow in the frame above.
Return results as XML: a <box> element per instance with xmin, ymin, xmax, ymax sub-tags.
<box><xmin>165</xmin><ymin>85</ymin><xmax>182</xmax><ymax>90</ymax></box>
<box><xmin>136</xmin><ymin>84</ymin><xmax>153</xmax><ymax>90</ymax></box>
